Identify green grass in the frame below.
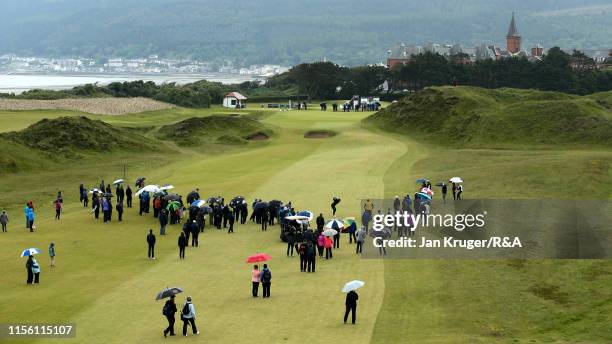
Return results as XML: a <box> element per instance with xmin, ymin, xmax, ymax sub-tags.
<box><xmin>0</xmin><ymin>97</ymin><xmax>610</xmax><ymax>344</ymax></box>
<box><xmin>365</xmin><ymin>86</ymin><xmax>612</xmax><ymax>148</ymax></box>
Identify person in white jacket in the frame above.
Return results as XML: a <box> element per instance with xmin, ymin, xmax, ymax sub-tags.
<box><xmin>181</xmin><ymin>296</ymin><xmax>199</xmax><ymax>336</ymax></box>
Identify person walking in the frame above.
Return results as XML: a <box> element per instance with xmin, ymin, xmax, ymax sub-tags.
<box><xmin>287</xmin><ymin>229</ymin><xmax>295</xmax><ymax>257</ymax></box>
<box><xmin>457</xmin><ymin>184</ymin><xmax>463</xmax><ymax>200</ymax></box>
<box><xmin>316</xmin><ymin>213</ymin><xmax>325</xmax><ymax>231</ymax></box>
<box><xmin>0</xmin><ymin>210</ymin><xmax>8</xmax><ymax>232</ymax></box>
<box><xmin>26</xmin><ymin>255</ymin><xmax>34</xmax><ymax>284</ymax></box>
<box><xmin>159</xmin><ymin>209</ymin><xmax>168</xmax><ymax>235</ymax></box>
<box><xmin>178</xmin><ymin>232</ymin><xmax>187</xmax><ymax>259</ymax></box>
<box><xmin>147</xmin><ymin>229</ymin><xmax>156</xmax><ymax>260</ymax></box>
<box><xmin>261</xmin><ymin>211</ymin><xmax>268</xmax><ymax>231</ymax></box>
<box><xmin>227</xmin><ymin>210</ymin><xmax>235</xmax><ymax>234</ymax></box>
<box><xmin>298</xmin><ymin>242</ymin><xmax>307</xmax><ymax>272</ymax></box>
<box><xmin>348</xmin><ymin>221</ymin><xmax>357</xmax><ymax>244</ymax></box>
<box><xmin>441</xmin><ymin>183</ymin><xmax>448</xmax><ymax>204</ymax></box>
<box><xmin>54</xmin><ymin>199</ymin><xmax>62</xmax><ymax>220</ymax></box>
<box><xmin>126</xmin><ymin>186</ymin><xmax>133</xmax><ymax>208</ymax></box>
<box><xmin>251</xmin><ymin>265</ymin><xmax>260</xmax><ymax>297</ymax></box>
<box><xmin>82</xmin><ymin>189</ymin><xmax>89</xmax><ymax>208</ymax></box>
<box><xmin>116</xmin><ymin>201</ymin><xmax>124</xmax><ymax>222</ymax></box>
<box><xmin>452</xmin><ymin>183</ymin><xmax>457</xmax><ymax>200</ymax></box>
<box><xmin>31</xmin><ymin>256</ymin><xmax>41</xmax><ymax>284</ymax></box>
<box><xmin>49</xmin><ymin>242</ymin><xmax>56</xmax><ymax>267</ymax></box>
<box><xmin>190</xmin><ymin>220</ymin><xmax>199</xmax><ymax>247</ymax></box>
<box><xmin>260</xmin><ymin>264</ymin><xmax>272</xmax><ymax>298</ymax></box>
<box><xmin>356</xmin><ymin>226</ymin><xmax>366</xmax><ymax>254</ymax></box>
<box><xmin>325</xmin><ymin>235</ymin><xmax>333</xmax><ymax>259</ymax></box>
<box><xmin>26</xmin><ymin>205</ymin><xmax>35</xmax><ymax>232</ymax></box>
<box><xmin>163</xmin><ymin>294</ymin><xmax>177</xmax><ymax>337</ymax></box>
<box><xmin>92</xmin><ymin>195</ymin><xmax>100</xmax><ymax>220</ymax></box>
<box><xmin>180</xmin><ymin>296</ymin><xmax>199</xmax><ymax>337</ymax></box>
<box><xmin>344</xmin><ymin>290</ymin><xmax>359</xmax><ymax>324</ymax></box>
<box><xmin>317</xmin><ymin>231</ymin><xmax>325</xmax><ymax>257</ymax></box>
<box><xmin>306</xmin><ymin>241</ymin><xmax>316</xmax><ymax>273</ymax></box>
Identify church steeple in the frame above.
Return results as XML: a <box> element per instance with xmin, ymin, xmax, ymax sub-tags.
<box><xmin>507</xmin><ymin>12</ymin><xmax>519</xmax><ymax>38</ymax></box>
<box><xmin>506</xmin><ymin>12</ymin><xmax>521</xmax><ymax>54</ymax></box>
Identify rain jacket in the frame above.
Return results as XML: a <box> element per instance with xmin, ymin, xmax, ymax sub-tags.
<box><xmin>356</xmin><ymin>229</ymin><xmax>366</xmax><ymax>243</ymax></box>
<box><xmin>251</xmin><ymin>269</ymin><xmax>261</xmax><ymax>283</ymax></box>
<box><xmin>260</xmin><ymin>268</ymin><xmax>272</xmax><ymax>283</ymax></box>
<box><xmin>48</xmin><ymin>245</ymin><xmax>55</xmax><ymax>257</ymax></box>
<box><xmin>317</xmin><ymin>234</ymin><xmax>326</xmax><ymax>247</ymax></box>
<box><xmin>31</xmin><ymin>258</ymin><xmax>40</xmax><ymax>274</ymax></box>
<box><xmin>182</xmin><ymin>302</ymin><xmax>196</xmax><ymax>319</ymax></box>
<box><xmin>26</xmin><ymin>208</ymin><xmax>35</xmax><ymax>221</ymax></box>
<box><xmin>0</xmin><ymin>212</ymin><xmax>8</xmax><ymax>224</ymax></box>
<box><xmin>324</xmin><ymin>236</ymin><xmax>333</xmax><ymax>249</ymax></box>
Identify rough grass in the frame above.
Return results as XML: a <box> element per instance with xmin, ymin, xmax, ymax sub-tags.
<box><xmin>157</xmin><ymin>115</ymin><xmax>272</xmax><ymax>146</ymax></box>
<box><xmin>365</xmin><ymin>86</ymin><xmax>612</xmax><ymax>148</ymax></box>
<box><xmin>0</xmin><ymin>97</ymin><xmax>175</xmax><ymax>115</ymax></box>
<box><xmin>2</xmin><ymin>116</ymin><xmax>156</xmax><ymax>155</ymax></box>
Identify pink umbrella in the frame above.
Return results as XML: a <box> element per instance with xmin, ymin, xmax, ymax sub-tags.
<box><xmin>246</xmin><ymin>253</ymin><xmax>272</xmax><ymax>263</ymax></box>
<box><xmin>420</xmin><ymin>187</ymin><xmax>434</xmax><ymax>196</ymax></box>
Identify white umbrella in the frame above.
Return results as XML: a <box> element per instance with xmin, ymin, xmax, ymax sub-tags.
<box><xmin>113</xmin><ymin>179</ymin><xmax>124</xmax><ymax>185</ymax></box>
<box><xmin>323</xmin><ymin>228</ymin><xmax>338</xmax><ymax>237</ymax></box>
<box><xmin>449</xmin><ymin>177</ymin><xmax>463</xmax><ymax>183</ymax></box>
<box><xmin>285</xmin><ymin>215</ymin><xmax>309</xmax><ymax>221</ymax></box>
<box><xmin>342</xmin><ymin>280</ymin><xmax>365</xmax><ymax>293</ymax></box>
<box><xmin>159</xmin><ymin>185</ymin><xmax>175</xmax><ymax>191</ymax></box>
<box><xmin>135</xmin><ymin>185</ymin><xmax>159</xmax><ymax>197</ymax></box>
<box><xmin>325</xmin><ymin>219</ymin><xmax>344</xmax><ymax>231</ymax></box>
<box><xmin>21</xmin><ymin>248</ymin><xmax>41</xmax><ymax>257</ymax></box>
<box><xmin>195</xmin><ymin>200</ymin><xmax>206</xmax><ymax>208</ymax></box>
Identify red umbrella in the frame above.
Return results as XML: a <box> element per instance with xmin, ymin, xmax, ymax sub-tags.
<box><xmin>245</xmin><ymin>253</ymin><xmax>272</xmax><ymax>263</ymax></box>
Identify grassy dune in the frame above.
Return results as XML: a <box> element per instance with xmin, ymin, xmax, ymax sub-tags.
<box><xmin>0</xmin><ymin>90</ymin><xmax>610</xmax><ymax>343</ymax></box>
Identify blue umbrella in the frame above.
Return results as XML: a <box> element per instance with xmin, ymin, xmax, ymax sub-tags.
<box><xmin>416</xmin><ymin>192</ymin><xmax>432</xmax><ymax>200</ymax></box>
<box><xmin>416</xmin><ymin>178</ymin><xmax>429</xmax><ymax>184</ymax></box>
<box><xmin>21</xmin><ymin>248</ymin><xmax>41</xmax><ymax>257</ymax></box>
<box><xmin>296</xmin><ymin>210</ymin><xmax>313</xmax><ymax>221</ymax></box>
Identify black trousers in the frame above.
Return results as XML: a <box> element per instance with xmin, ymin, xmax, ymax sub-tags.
<box><xmin>179</xmin><ymin>246</ymin><xmax>185</xmax><ymax>259</ymax></box>
<box><xmin>349</xmin><ymin>232</ymin><xmax>356</xmax><ymax>244</ymax></box>
<box><xmin>148</xmin><ymin>244</ymin><xmax>155</xmax><ymax>258</ymax></box>
<box><xmin>252</xmin><ymin>282</ymin><xmax>259</xmax><ymax>297</ymax></box>
<box><xmin>164</xmin><ymin>316</ymin><xmax>175</xmax><ymax>335</ymax></box>
<box><xmin>262</xmin><ymin>283</ymin><xmax>271</xmax><ymax>297</ymax></box>
<box><xmin>356</xmin><ymin>241</ymin><xmax>363</xmax><ymax>254</ymax></box>
<box><xmin>307</xmin><ymin>256</ymin><xmax>316</xmax><ymax>272</ymax></box>
<box><xmin>317</xmin><ymin>245</ymin><xmax>324</xmax><ymax>257</ymax></box>
<box><xmin>94</xmin><ymin>208</ymin><xmax>100</xmax><ymax>219</ymax></box>
<box><xmin>118</xmin><ymin>211</ymin><xmax>123</xmax><ymax>221</ymax></box>
<box><xmin>334</xmin><ymin>234</ymin><xmax>340</xmax><ymax>249</ymax></box>
<box><xmin>127</xmin><ymin>197</ymin><xmax>132</xmax><ymax>207</ymax></box>
<box><xmin>228</xmin><ymin>223</ymin><xmax>233</xmax><ymax>233</ymax></box>
<box><xmin>27</xmin><ymin>269</ymin><xmax>33</xmax><ymax>284</ymax></box>
<box><xmin>1</xmin><ymin>223</ymin><xmax>6</xmax><ymax>232</ymax></box>
<box><xmin>182</xmin><ymin>318</ymin><xmax>197</xmax><ymax>335</ymax></box>
<box><xmin>55</xmin><ymin>209</ymin><xmax>61</xmax><ymax>219</ymax></box>
<box><xmin>344</xmin><ymin>305</ymin><xmax>356</xmax><ymax>324</ymax></box>
<box><xmin>191</xmin><ymin>235</ymin><xmax>198</xmax><ymax>247</ymax></box>
<box><xmin>299</xmin><ymin>255</ymin><xmax>307</xmax><ymax>271</ymax></box>
<box><xmin>287</xmin><ymin>243</ymin><xmax>294</xmax><ymax>256</ymax></box>
<box><xmin>33</xmin><ymin>272</ymin><xmax>40</xmax><ymax>284</ymax></box>
<box><xmin>326</xmin><ymin>247</ymin><xmax>333</xmax><ymax>259</ymax></box>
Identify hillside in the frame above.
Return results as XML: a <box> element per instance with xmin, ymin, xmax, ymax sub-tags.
<box><xmin>364</xmin><ymin>86</ymin><xmax>612</xmax><ymax>148</ymax></box>
<box><xmin>2</xmin><ymin>116</ymin><xmax>156</xmax><ymax>154</ymax></box>
<box><xmin>1</xmin><ymin>0</ymin><xmax>611</xmax><ymax>66</ymax></box>
<box><xmin>157</xmin><ymin>115</ymin><xmax>271</xmax><ymax>146</ymax></box>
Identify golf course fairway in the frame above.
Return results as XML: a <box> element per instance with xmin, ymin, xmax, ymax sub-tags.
<box><xmin>0</xmin><ymin>104</ymin><xmax>610</xmax><ymax>343</ymax></box>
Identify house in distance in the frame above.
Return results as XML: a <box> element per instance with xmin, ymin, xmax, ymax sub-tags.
<box><xmin>223</xmin><ymin>92</ymin><xmax>247</xmax><ymax>108</ymax></box>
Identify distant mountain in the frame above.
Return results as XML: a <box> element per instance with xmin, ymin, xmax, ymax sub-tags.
<box><xmin>0</xmin><ymin>0</ymin><xmax>610</xmax><ymax>66</ymax></box>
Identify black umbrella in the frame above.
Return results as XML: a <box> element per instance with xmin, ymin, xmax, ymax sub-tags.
<box><xmin>186</xmin><ymin>191</ymin><xmax>200</xmax><ymax>204</ymax></box>
<box><xmin>207</xmin><ymin>197</ymin><xmax>220</xmax><ymax>204</ymax></box>
<box><xmin>254</xmin><ymin>201</ymin><xmax>269</xmax><ymax>210</ymax></box>
<box><xmin>435</xmin><ymin>182</ymin><xmax>445</xmax><ymax>187</ymax></box>
<box><xmin>164</xmin><ymin>194</ymin><xmax>180</xmax><ymax>202</ymax></box>
<box><xmin>230</xmin><ymin>196</ymin><xmax>245</xmax><ymax>206</ymax></box>
<box><xmin>155</xmin><ymin>287</ymin><xmax>183</xmax><ymax>301</ymax></box>
<box><xmin>269</xmin><ymin>199</ymin><xmax>283</xmax><ymax>207</ymax></box>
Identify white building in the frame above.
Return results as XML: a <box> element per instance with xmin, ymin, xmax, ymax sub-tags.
<box><xmin>223</xmin><ymin>92</ymin><xmax>247</xmax><ymax>109</ymax></box>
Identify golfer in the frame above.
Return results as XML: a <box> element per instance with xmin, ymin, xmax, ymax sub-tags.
<box><xmin>181</xmin><ymin>296</ymin><xmax>199</xmax><ymax>336</ymax></box>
